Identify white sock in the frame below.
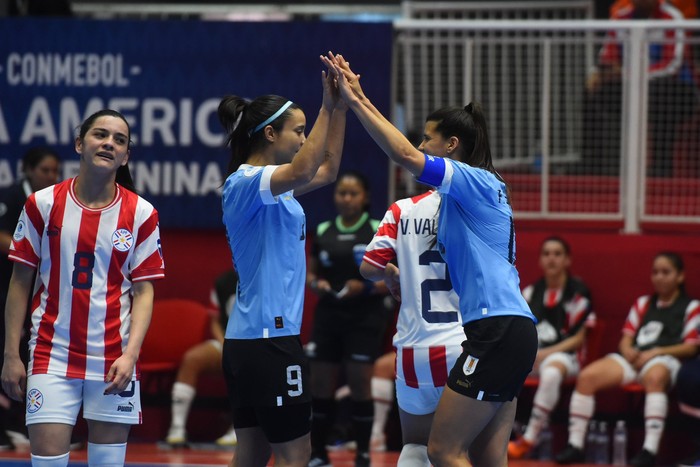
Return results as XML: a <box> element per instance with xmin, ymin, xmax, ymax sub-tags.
<box><xmin>88</xmin><ymin>442</ymin><xmax>127</xmax><ymax>467</ymax></box>
<box><xmin>643</xmin><ymin>392</ymin><xmax>667</xmax><ymax>454</ymax></box>
<box><xmin>524</xmin><ymin>406</ymin><xmax>549</xmax><ymax>445</ymax></box>
<box><xmin>524</xmin><ymin>365</ymin><xmax>563</xmax><ymax>444</ymax></box>
<box><xmin>169</xmin><ymin>382</ymin><xmax>196</xmax><ymax>436</ymax></box>
<box><xmin>397</xmin><ymin>443</ymin><xmax>429</xmax><ymax>467</ymax></box>
<box><xmin>371</xmin><ymin>377</ymin><xmax>394</xmax><ymax>438</ymax></box>
<box><xmin>31</xmin><ymin>453</ymin><xmax>69</xmax><ymax>467</ymax></box>
<box><xmin>568</xmin><ymin>391</ymin><xmax>595</xmax><ymax>449</ymax></box>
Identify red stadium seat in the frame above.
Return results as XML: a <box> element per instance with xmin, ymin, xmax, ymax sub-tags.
<box><xmin>138</xmin><ymin>298</ymin><xmax>211</xmax><ymax>393</ymax></box>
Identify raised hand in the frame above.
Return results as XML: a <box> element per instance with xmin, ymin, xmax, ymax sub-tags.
<box><xmin>321</xmin><ymin>69</ymin><xmax>337</xmax><ymax>112</ymax></box>
<box><xmin>320</xmin><ymin>52</ymin><xmax>361</xmax><ymax>104</ymax></box>
<box><xmin>334</xmin><ymin>53</ymin><xmax>366</xmax><ymax>101</ymax></box>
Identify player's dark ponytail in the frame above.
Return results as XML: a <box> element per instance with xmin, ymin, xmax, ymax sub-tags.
<box><xmin>425</xmin><ymin>102</ymin><xmax>511</xmax><ymax>204</ymax></box>
<box><xmin>464</xmin><ymin>102</ymin><xmax>495</xmax><ymax>175</ymax></box>
<box><xmin>218</xmin><ymin>95</ymin><xmax>250</xmax><ymax>176</ymax></box>
<box><xmin>218</xmin><ymin>94</ymin><xmax>301</xmax><ymax>177</ymax></box>
<box><xmin>116</xmin><ymin>165</ymin><xmax>136</xmax><ymax>193</ymax></box>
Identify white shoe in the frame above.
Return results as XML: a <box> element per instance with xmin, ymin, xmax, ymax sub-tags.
<box><xmin>6</xmin><ymin>430</ymin><xmax>29</xmax><ymax>448</ymax></box>
<box><xmin>370</xmin><ymin>433</ymin><xmax>386</xmax><ymax>452</ymax></box>
<box><xmin>308</xmin><ymin>455</ymin><xmax>332</xmax><ymax>467</ymax></box>
<box><xmin>215</xmin><ymin>426</ymin><xmax>237</xmax><ymax>446</ymax></box>
<box><xmin>165</xmin><ymin>427</ymin><xmax>187</xmax><ymax>447</ymax></box>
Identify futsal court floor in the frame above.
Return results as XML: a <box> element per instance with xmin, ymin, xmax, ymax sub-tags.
<box><xmin>0</xmin><ymin>444</ymin><xmax>603</xmax><ymax>466</ymax></box>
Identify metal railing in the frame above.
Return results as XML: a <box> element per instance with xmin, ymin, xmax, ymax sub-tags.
<box><xmin>391</xmin><ymin>19</ymin><xmax>700</xmax><ymax>231</ymax></box>
<box><xmin>401</xmin><ymin>0</ymin><xmax>594</xmax><ymax>20</ymax></box>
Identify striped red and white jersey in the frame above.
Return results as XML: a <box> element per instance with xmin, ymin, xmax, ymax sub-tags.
<box><xmin>363</xmin><ymin>191</ymin><xmax>464</xmax><ymax>387</ymax></box>
<box><xmin>395</xmin><ymin>344</ymin><xmax>464</xmax><ymax>389</ymax></box>
<box><xmin>9</xmin><ymin>178</ymin><xmax>165</xmax><ymax>381</ymax></box>
<box><xmin>623</xmin><ymin>294</ymin><xmax>700</xmax><ymax>349</ymax></box>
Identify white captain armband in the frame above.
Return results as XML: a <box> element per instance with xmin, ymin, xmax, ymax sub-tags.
<box><xmin>416</xmin><ymin>154</ymin><xmax>446</xmax><ymax>188</ymax></box>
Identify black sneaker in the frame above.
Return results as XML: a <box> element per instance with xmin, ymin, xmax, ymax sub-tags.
<box><xmin>630</xmin><ymin>448</ymin><xmax>656</xmax><ymax>467</ymax></box>
<box><xmin>555</xmin><ymin>444</ymin><xmax>585</xmax><ymax>464</ymax></box>
<box><xmin>0</xmin><ymin>430</ymin><xmax>14</xmax><ymax>451</ymax></box>
<box><xmin>355</xmin><ymin>450</ymin><xmax>371</xmax><ymax>467</ymax></box>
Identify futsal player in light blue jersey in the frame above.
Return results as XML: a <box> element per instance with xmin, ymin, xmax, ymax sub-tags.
<box><xmin>324</xmin><ymin>52</ymin><xmax>537</xmax><ymax>467</ymax></box>
<box><xmin>216</xmin><ymin>67</ymin><xmax>347</xmax><ymax>467</ymax></box>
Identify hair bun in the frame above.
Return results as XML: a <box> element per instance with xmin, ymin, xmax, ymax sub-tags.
<box><xmin>464</xmin><ymin>103</ymin><xmax>474</xmax><ymax>114</ymax></box>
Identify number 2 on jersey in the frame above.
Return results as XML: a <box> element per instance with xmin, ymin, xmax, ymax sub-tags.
<box><xmin>419</xmin><ymin>250</ymin><xmax>459</xmax><ymax>323</ymax></box>
<box><xmin>72</xmin><ymin>252</ymin><xmax>96</xmax><ymax>289</ymax></box>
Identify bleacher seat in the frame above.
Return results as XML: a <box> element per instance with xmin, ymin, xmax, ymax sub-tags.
<box><xmin>139</xmin><ymin>298</ymin><xmax>211</xmax><ymax>393</ymax></box>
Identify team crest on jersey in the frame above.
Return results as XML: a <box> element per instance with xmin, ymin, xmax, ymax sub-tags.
<box><xmin>26</xmin><ymin>388</ymin><xmax>43</xmax><ymax>414</ymax></box>
<box><xmin>13</xmin><ymin>220</ymin><xmax>26</xmax><ymax>241</ymax></box>
<box><xmin>462</xmin><ymin>354</ymin><xmax>479</xmax><ymax>376</ymax></box>
<box><xmin>637</xmin><ymin>321</ymin><xmax>664</xmax><ymax>348</ymax></box>
<box><xmin>112</xmin><ymin>228</ymin><xmax>134</xmax><ymax>252</ymax></box>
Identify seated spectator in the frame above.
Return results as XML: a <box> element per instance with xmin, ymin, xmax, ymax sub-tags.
<box><xmin>581</xmin><ymin>0</ymin><xmax>697</xmax><ymax>177</ymax></box>
<box><xmin>508</xmin><ymin>237</ymin><xmax>595</xmax><ymax>459</ymax></box>
<box><xmin>556</xmin><ymin>252</ymin><xmax>700</xmax><ymax>467</ymax></box>
<box><xmin>164</xmin><ymin>269</ymin><xmax>238</xmax><ymax>447</ymax></box>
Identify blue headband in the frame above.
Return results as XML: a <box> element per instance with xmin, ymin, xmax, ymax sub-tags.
<box><xmin>251</xmin><ymin>101</ymin><xmax>293</xmax><ymax>135</ymax></box>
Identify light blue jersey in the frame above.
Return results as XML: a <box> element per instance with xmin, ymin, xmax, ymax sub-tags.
<box><xmin>417</xmin><ymin>155</ymin><xmax>534</xmax><ymax>325</ymax></box>
<box><xmin>222</xmin><ymin>164</ymin><xmax>306</xmax><ymax>339</ymax></box>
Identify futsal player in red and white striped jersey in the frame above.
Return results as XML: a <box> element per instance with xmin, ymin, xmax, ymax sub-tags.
<box><xmin>361</xmin><ymin>190</ymin><xmax>464</xmax><ymax>467</ymax></box>
<box><xmin>1</xmin><ymin>109</ymin><xmax>164</xmax><ymax>467</ymax></box>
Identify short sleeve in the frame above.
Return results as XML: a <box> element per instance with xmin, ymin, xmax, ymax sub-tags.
<box><xmin>259</xmin><ymin>165</ymin><xmax>280</xmax><ymax>205</ymax></box>
<box><xmin>130</xmin><ymin>203</ymin><xmax>165</xmax><ymax>282</ymax></box>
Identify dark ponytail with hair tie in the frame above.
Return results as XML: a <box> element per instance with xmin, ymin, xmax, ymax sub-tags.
<box><xmin>426</xmin><ymin>101</ymin><xmax>512</xmax><ymax>204</ymax></box>
<box><xmin>218</xmin><ymin>94</ymin><xmax>301</xmax><ymax>176</ymax></box>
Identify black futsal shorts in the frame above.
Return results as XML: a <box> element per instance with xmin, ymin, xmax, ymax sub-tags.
<box><xmin>307</xmin><ymin>302</ymin><xmax>389</xmax><ymax>364</ymax></box>
<box><xmin>447</xmin><ymin>315</ymin><xmax>537</xmax><ymax>402</ymax></box>
<box><xmin>222</xmin><ymin>335</ymin><xmax>312</xmax><ymax>442</ymax></box>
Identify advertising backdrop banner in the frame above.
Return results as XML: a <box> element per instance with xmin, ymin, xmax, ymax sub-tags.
<box><xmin>0</xmin><ymin>18</ymin><xmax>392</xmax><ymax>228</ymax></box>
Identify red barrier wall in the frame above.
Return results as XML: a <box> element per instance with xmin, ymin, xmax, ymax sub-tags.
<box><xmin>158</xmin><ymin>225</ymin><xmax>700</xmax><ymax>353</ymax></box>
